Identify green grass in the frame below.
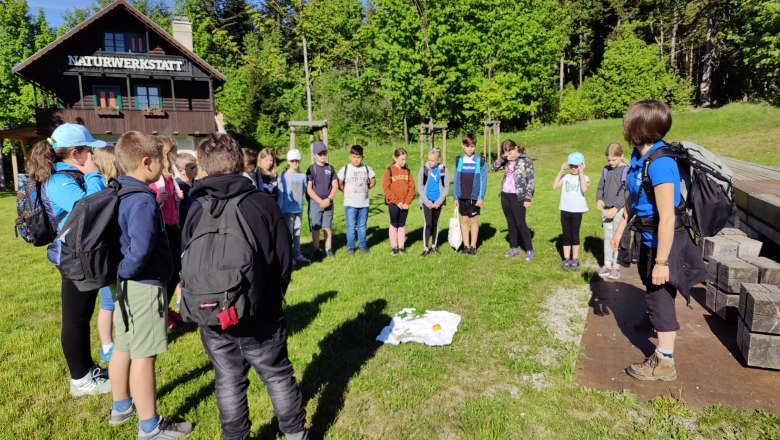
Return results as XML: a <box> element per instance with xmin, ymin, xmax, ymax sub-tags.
<box><xmin>2</xmin><ymin>103</ymin><xmax>780</xmax><ymax>438</ymax></box>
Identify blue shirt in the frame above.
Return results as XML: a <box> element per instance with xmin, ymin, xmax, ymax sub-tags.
<box><xmin>426</xmin><ymin>166</ymin><xmax>441</xmax><ymax>202</ymax></box>
<box><xmin>277</xmin><ymin>170</ymin><xmax>307</xmax><ymax>214</ymax></box>
<box><xmin>627</xmin><ymin>141</ymin><xmax>681</xmax><ymax>247</ymax></box>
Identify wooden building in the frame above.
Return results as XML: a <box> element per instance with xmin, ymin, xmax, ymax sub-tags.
<box><xmin>10</xmin><ymin>0</ymin><xmax>226</xmax><ymax>153</ymax></box>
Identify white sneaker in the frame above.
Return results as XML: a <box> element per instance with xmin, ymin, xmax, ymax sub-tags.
<box><xmin>70</xmin><ymin>366</ymin><xmax>112</xmax><ymax>397</ymax></box>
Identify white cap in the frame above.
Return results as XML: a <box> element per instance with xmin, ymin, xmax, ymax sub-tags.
<box><xmin>286</xmin><ymin>148</ymin><xmax>302</xmax><ymax>162</ymax></box>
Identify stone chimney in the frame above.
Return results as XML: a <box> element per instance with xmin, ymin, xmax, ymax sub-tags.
<box><xmin>171</xmin><ymin>16</ymin><xmax>193</xmax><ymax>52</ymax></box>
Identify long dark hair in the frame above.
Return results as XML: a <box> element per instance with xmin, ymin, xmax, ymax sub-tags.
<box><xmin>25</xmin><ymin>140</ymin><xmax>87</xmax><ymax>183</ymax></box>
<box><xmin>389</xmin><ymin>147</ymin><xmax>408</xmax><ymax>168</ymax></box>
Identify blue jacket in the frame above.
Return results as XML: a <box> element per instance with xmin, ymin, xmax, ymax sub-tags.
<box><xmin>44</xmin><ymin>162</ymin><xmax>105</xmax><ymax>265</ymax></box>
<box><xmin>452</xmin><ymin>154</ymin><xmax>488</xmax><ymax>201</ymax></box>
<box><xmin>117</xmin><ymin>176</ymin><xmax>172</xmax><ymax>286</ymax></box>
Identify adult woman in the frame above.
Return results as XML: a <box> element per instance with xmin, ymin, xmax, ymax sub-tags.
<box><xmin>612</xmin><ymin>100</ymin><xmax>706</xmax><ymax>381</ymax></box>
<box><xmin>26</xmin><ymin>123</ymin><xmax>111</xmax><ymax>396</ymax></box>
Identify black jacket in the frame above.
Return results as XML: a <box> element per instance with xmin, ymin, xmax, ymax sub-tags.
<box><xmin>182</xmin><ymin>174</ymin><xmax>292</xmax><ymax>337</ymax></box>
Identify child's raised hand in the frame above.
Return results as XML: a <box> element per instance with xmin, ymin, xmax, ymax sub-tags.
<box><xmin>560</xmin><ymin>162</ymin><xmax>569</xmax><ymax>173</ymax></box>
<box><xmin>579</xmin><ymin>163</ymin><xmax>586</xmax><ymax>172</ymax></box>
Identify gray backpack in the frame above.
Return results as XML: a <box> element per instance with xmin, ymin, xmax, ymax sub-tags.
<box><xmin>179</xmin><ymin>192</ymin><xmax>261</xmax><ymax>328</ymax></box>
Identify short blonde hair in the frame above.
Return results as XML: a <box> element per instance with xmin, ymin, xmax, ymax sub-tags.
<box><xmin>116</xmin><ymin>131</ymin><xmax>163</xmax><ymax>173</ymax></box>
<box><xmin>92</xmin><ymin>146</ymin><xmax>121</xmax><ymax>182</ymax></box>
<box><xmin>174</xmin><ymin>152</ymin><xmax>197</xmax><ymax>170</ymax></box>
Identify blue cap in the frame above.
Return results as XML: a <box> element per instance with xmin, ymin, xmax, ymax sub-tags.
<box><xmin>50</xmin><ymin>123</ymin><xmax>106</xmax><ymax>149</ymax></box>
<box><xmin>312</xmin><ymin>141</ymin><xmax>327</xmax><ymax>155</ymax></box>
<box><xmin>567</xmin><ymin>152</ymin><xmax>585</xmax><ymax>166</ymax></box>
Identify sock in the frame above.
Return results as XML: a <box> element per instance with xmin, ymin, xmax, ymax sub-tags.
<box><xmin>657</xmin><ymin>348</ymin><xmax>673</xmax><ymax>358</ymax></box>
<box><xmin>139</xmin><ymin>415</ymin><xmax>161</xmax><ymax>433</ymax></box>
<box><xmin>113</xmin><ymin>397</ymin><xmax>132</xmax><ymax>412</ymax></box>
<box><xmin>102</xmin><ymin>343</ymin><xmax>114</xmax><ymax>354</ymax></box>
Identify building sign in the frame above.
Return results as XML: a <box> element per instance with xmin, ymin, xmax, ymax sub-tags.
<box><xmin>67</xmin><ymin>55</ymin><xmax>186</xmax><ymax>72</ymax></box>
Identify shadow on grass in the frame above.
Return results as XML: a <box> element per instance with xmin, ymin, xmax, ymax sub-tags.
<box><xmin>587</xmin><ymin>275</ymin><xmax>656</xmax><ymax>356</ymax></box>
<box><xmin>285</xmin><ymin>290</ymin><xmax>337</xmax><ymax>336</ymax></box>
<box><xmin>167</xmin><ymin>321</ymin><xmax>198</xmax><ymax>344</ymax></box>
<box><xmin>158</xmin><ymin>362</ymin><xmax>213</xmax><ymax>400</ymax></box>
<box><xmin>584</xmin><ymin>235</ymin><xmax>605</xmax><ymax>266</ymax></box>
<box><xmin>500</xmin><ymin>228</ymin><xmax>536</xmax><ymax>252</ymax></box>
<box><xmin>255</xmin><ymin>299</ymin><xmax>389</xmax><ymax>439</ymax></box>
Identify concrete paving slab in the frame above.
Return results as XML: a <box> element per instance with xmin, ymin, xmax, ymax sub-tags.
<box><xmin>575</xmin><ymin>265</ymin><xmax>780</xmax><ymax>414</ymax></box>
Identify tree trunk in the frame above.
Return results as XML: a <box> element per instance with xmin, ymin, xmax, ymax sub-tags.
<box><xmin>699</xmin><ymin>1</ymin><xmax>715</xmax><ymax>108</ymax></box>
<box><xmin>403</xmin><ymin>114</ymin><xmax>409</xmax><ymax>145</ymax></box>
<box><xmin>302</xmin><ymin>34</ymin><xmax>313</xmax><ymax>122</ymax></box>
<box><xmin>670</xmin><ymin>12</ymin><xmax>679</xmax><ymax>70</ymax></box>
<box><xmin>559</xmin><ymin>56</ymin><xmax>564</xmax><ymax>104</ymax></box>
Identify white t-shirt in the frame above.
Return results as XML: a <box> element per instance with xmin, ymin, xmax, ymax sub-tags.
<box><xmin>559</xmin><ymin>173</ymin><xmax>590</xmax><ymax>213</ymax></box>
<box><xmin>337</xmin><ymin>163</ymin><xmax>376</xmax><ymax>208</ymax></box>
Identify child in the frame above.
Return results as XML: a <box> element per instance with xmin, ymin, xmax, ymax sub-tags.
<box><xmin>258</xmin><ymin>148</ymin><xmax>280</xmax><ymax>195</ymax></box>
<box><xmin>92</xmin><ymin>146</ymin><xmax>121</xmax><ymax>363</ymax></box>
<box><xmin>110</xmin><ymin>131</ymin><xmax>191</xmax><ymax>437</ymax></box>
<box><xmin>149</xmin><ymin>136</ymin><xmax>184</xmax><ymax>329</ymax></box>
<box><xmin>417</xmin><ymin>149</ymin><xmax>449</xmax><ymax>256</ymax></box>
<box><xmin>278</xmin><ymin>148</ymin><xmax>310</xmax><ymax>265</ymax></box>
<box><xmin>306</xmin><ymin>141</ymin><xmax>338</xmax><ymax>258</ymax></box>
<box><xmin>612</xmin><ymin>100</ymin><xmax>707</xmax><ymax>382</ymax></box>
<box><xmin>596</xmin><ymin>143</ymin><xmax>628</xmax><ymax>279</ymax></box>
<box><xmin>452</xmin><ymin>133</ymin><xmax>488</xmax><ymax>255</ymax></box>
<box><xmin>492</xmin><ymin>140</ymin><xmax>536</xmax><ymax>261</ymax></box>
<box><xmin>25</xmin><ymin>123</ymin><xmax>110</xmax><ymax>396</ymax></box>
<box><xmin>382</xmin><ymin>148</ymin><xmax>415</xmax><ymax>255</ymax></box>
<box><xmin>174</xmin><ymin>152</ymin><xmax>198</xmax><ymax>227</ymax></box>
<box><xmin>552</xmin><ymin>151</ymin><xmax>590</xmax><ymax>270</ymax></box>
<box><xmin>337</xmin><ymin>145</ymin><xmax>376</xmax><ymax>255</ymax></box>
<box><xmin>181</xmin><ymin>132</ymin><xmax>312</xmax><ymax>439</ymax></box>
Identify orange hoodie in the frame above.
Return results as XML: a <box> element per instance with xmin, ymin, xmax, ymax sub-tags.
<box><xmin>382</xmin><ymin>164</ymin><xmax>415</xmax><ymax>205</ymax></box>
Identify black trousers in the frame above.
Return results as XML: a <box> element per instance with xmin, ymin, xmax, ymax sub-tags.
<box><xmin>422</xmin><ymin>205</ymin><xmax>442</xmax><ymax>247</ymax></box>
<box><xmin>165</xmin><ymin>224</ymin><xmax>181</xmax><ymax>305</ymax></box>
<box><xmin>500</xmin><ymin>193</ymin><xmax>533</xmax><ymax>251</ymax></box>
<box><xmin>560</xmin><ymin>211</ymin><xmax>583</xmax><ymax>246</ymax></box>
<box><xmin>61</xmin><ymin>277</ymin><xmax>98</xmax><ymax>379</ymax></box>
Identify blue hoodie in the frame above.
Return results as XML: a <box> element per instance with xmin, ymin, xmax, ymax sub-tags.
<box><xmin>452</xmin><ymin>153</ymin><xmax>488</xmax><ymax>201</ymax></box>
<box><xmin>117</xmin><ymin>176</ymin><xmax>172</xmax><ymax>286</ymax></box>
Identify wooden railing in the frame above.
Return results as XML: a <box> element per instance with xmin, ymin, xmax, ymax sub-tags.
<box><xmin>36</xmin><ymin>108</ymin><xmax>216</xmax><ymax>136</ymax></box>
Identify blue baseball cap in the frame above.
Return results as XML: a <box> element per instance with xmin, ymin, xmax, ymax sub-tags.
<box><xmin>567</xmin><ymin>152</ymin><xmax>585</xmax><ymax>166</ymax></box>
<box><xmin>50</xmin><ymin>123</ymin><xmax>106</xmax><ymax>149</ymax></box>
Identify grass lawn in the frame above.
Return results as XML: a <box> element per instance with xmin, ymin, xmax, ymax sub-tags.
<box><xmin>1</xmin><ymin>103</ymin><xmax>779</xmax><ymax>439</ymax></box>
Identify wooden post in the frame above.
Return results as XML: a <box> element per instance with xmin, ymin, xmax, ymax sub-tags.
<box><xmin>496</xmin><ymin>122</ymin><xmax>501</xmax><ymax>159</ymax></box>
<box><xmin>78</xmin><ymin>74</ymin><xmax>85</xmax><ymax>109</ymax></box>
<box><xmin>11</xmin><ymin>140</ymin><xmax>20</xmax><ymax>191</ymax></box>
<box><xmin>419</xmin><ymin>124</ymin><xmax>424</xmax><ymax>165</ymax></box>
<box><xmin>20</xmin><ymin>138</ymin><xmax>29</xmax><ymax>160</ymax></box>
<box><xmin>442</xmin><ymin>128</ymin><xmax>447</xmax><ymax>165</ymax></box>
<box><xmin>0</xmin><ymin>137</ymin><xmax>6</xmax><ymax>191</ymax></box>
<box><xmin>170</xmin><ymin>78</ymin><xmax>176</xmax><ymax>111</ymax></box>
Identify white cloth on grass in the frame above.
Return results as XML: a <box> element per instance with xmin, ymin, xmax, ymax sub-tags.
<box><xmin>376</xmin><ymin>308</ymin><xmax>461</xmax><ymax>346</ymax></box>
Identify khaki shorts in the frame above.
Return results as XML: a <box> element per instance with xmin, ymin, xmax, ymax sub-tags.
<box><xmin>114</xmin><ymin>280</ymin><xmax>168</xmax><ymax>359</ymax></box>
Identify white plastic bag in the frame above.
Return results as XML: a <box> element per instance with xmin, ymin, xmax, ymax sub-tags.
<box><xmin>448</xmin><ymin>207</ymin><xmax>462</xmax><ymax>250</ymax></box>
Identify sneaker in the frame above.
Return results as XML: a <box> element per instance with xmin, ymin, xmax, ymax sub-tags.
<box><xmin>391</xmin><ymin>247</ymin><xmax>399</xmax><ymax>256</ymax></box>
<box><xmin>561</xmin><ymin>259</ymin><xmax>571</xmax><ymax>269</ymax></box>
<box><xmin>109</xmin><ymin>401</ymin><xmax>136</xmax><ymax>426</ymax></box>
<box><xmin>597</xmin><ymin>266</ymin><xmax>611</xmax><ymax>278</ymax></box>
<box><xmin>360</xmin><ymin>247</ymin><xmax>370</xmax><ymax>255</ymax></box>
<box><xmin>399</xmin><ymin>247</ymin><xmax>407</xmax><ymax>254</ymax></box>
<box><xmin>504</xmin><ymin>248</ymin><xmax>519</xmax><ymax>258</ymax></box>
<box><xmin>625</xmin><ymin>351</ymin><xmax>677</xmax><ymax>381</ymax></box>
<box><xmin>570</xmin><ymin>259</ymin><xmax>580</xmax><ymax>270</ymax></box>
<box><xmin>326</xmin><ymin>248</ymin><xmax>335</xmax><ymax>258</ymax></box>
<box><xmin>100</xmin><ymin>344</ymin><xmax>114</xmax><ymax>363</ymax></box>
<box><xmin>431</xmin><ymin>246</ymin><xmax>440</xmax><ymax>254</ymax></box>
<box><xmin>312</xmin><ymin>248</ymin><xmax>322</xmax><ymax>259</ymax></box>
<box><xmin>525</xmin><ymin>250</ymin><xmax>535</xmax><ymax>261</ymax></box>
<box><xmin>293</xmin><ymin>255</ymin><xmax>311</xmax><ymax>265</ymax></box>
<box><xmin>420</xmin><ymin>248</ymin><xmax>429</xmax><ymax>257</ymax></box>
<box><xmin>137</xmin><ymin>417</ymin><xmax>193</xmax><ymax>439</ymax></box>
<box><xmin>70</xmin><ymin>366</ymin><xmax>112</xmax><ymax>397</ymax></box>
<box><xmin>469</xmin><ymin>247</ymin><xmax>477</xmax><ymax>256</ymax></box>
<box><xmin>346</xmin><ymin>248</ymin><xmax>355</xmax><ymax>257</ymax></box>
<box><xmin>608</xmin><ymin>267</ymin><xmax>621</xmax><ymax>280</ymax></box>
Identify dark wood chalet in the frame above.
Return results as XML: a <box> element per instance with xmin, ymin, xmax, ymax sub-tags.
<box><xmin>12</xmin><ymin>0</ymin><xmax>226</xmax><ymax>149</ymax></box>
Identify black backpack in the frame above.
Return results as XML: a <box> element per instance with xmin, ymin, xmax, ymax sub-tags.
<box><xmin>57</xmin><ymin>180</ymin><xmax>150</xmax><ymax>291</ymax></box>
<box><xmin>15</xmin><ymin>171</ymin><xmax>83</xmax><ymax>246</ymax></box>
<box><xmin>640</xmin><ymin>141</ymin><xmax>734</xmax><ymax>238</ymax></box>
<box><xmin>179</xmin><ymin>192</ymin><xmax>261</xmax><ymax>328</ymax></box>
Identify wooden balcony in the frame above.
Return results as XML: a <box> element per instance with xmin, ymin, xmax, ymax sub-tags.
<box><xmin>36</xmin><ymin>107</ymin><xmax>216</xmax><ymax>137</ymax></box>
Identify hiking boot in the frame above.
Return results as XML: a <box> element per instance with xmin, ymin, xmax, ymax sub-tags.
<box><xmin>360</xmin><ymin>247</ymin><xmax>370</xmax><ymax>255</ymax></box>
<box><xmin>562</xmin><ymin>259</ymin><xmax>571</xmax><ymax>270</ymax></box>
<box><xmin>100</xmin><ymin>344</ymin><xmax>114</xmax><ymax>363</ymax></box>
<box><xmin>391</xmin><ymin>247</ymin><xmax>399</xmax><ymax>256</ymax></box>
<box><xmin>505</xmin><ymin>248</ymin><xmax>519</xmax><ymax>258</ymax></box>
<box><xmin>626</xmin><ymin>351</ymin><xmax>677</xmax><ymax>381</ymax></box>
<box><xmin>326</xmin><ymin>248</ymin><xmax>335</xmax><ymax>258</ymax></box>
<box><xmin>70</xmin><ymin>366</ymin><xmax>112</xmax><ymax>397</ymax></box>
<box><xmin>525</xmin><ymin>250</ymin><xmax>535</xmax><ymax>261</ymax></box>
<box><xmin>137</xmin><ymin>417</ymin><xmax>193</xmax><ymax>439</ymax></box>
<box><xmin>293</xmin><ymin>255</ymin><xmax>311</xmax><ymax>265</ymax></box>
<box><xmin>608</xmin><ymin>267</ymin><xmax>621</xmax><ymax>280</ymax></box>
<box><xmin>346</xmin><ymin>248</ymin><xmax>355</xmax><ymax>257</ymax></box>
<box><xmin>420</xmin><ymin>248</ymin><xmax>429</xmax><ymax>257</ymax></box>
<box><xmin>109</xmin><ymin>401</ymin><xmax>136</xmax><ymax>426</ymax></box>
<box><xmin>597</xmin><ymin>266</ymin><xmax>611</xmax><ymax>278</ymax></box>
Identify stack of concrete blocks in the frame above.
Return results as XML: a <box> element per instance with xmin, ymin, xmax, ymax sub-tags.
<box><xmin>737</xmin><ymin>282</ymin><xmax>780</xmax><ymax>370</ymax></box>
<box><xmin>703</xmin><ymin>228</ymin><xmax>763</xmax><ymax>322</ymax></box>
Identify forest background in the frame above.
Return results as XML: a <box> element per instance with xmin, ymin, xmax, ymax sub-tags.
<box><xmin>1</xmin><ymin>0</ymin><xmax>779</xmax><ymax>151</ymax></box>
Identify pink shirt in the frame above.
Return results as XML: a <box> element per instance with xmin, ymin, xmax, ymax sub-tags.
<box><xmin>149</xmin><ymin>175</ymin><xmax>180</xmax><ymax>226</ymax></box>
<box><xmin>501</xmin><ymin>161</ymin><xmax>516</xmax><ymax>193</ymax></box>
